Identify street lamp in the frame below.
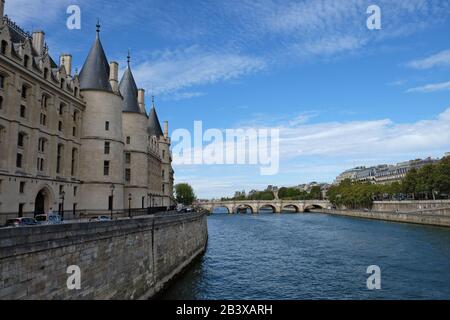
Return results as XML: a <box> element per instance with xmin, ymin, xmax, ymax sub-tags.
<box><xmin>60</xmin><ymin>191</ymin><xmax>65</xmax><ymax>221</ymax></box>
<box><xmin>128</xmin><ymin>193</ymin><xmax>132</xmax><ymax>218</ymax></box>
<box><xmin>110</xmin><ymin>184</ymin><xmax>115</xmax><ymax>219</ymax></box>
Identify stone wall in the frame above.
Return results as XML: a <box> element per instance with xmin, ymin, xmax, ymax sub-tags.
<box><xmin>0</xmin><ymin>212</ymin><xmax>208</xmax><ymax>299</ymax></box>
<box><xmin>373</xmin><ymin>200</ymin><xmax>450</xmax><ymax>215</ymax></box>
<box><xmin>315</xmin><ymin>209</ymin><xmax>450</xmax><ymax>228</ymax></box>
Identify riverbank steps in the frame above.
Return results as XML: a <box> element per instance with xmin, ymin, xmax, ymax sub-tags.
<box><xmin>0</xmin><ymin>212</ymin><xmax>208</xmax><ymax>299</ymax></box>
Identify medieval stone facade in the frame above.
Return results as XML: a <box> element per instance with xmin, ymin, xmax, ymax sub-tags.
<box><xmin>0</xmin><ymin>2</ymin><xmax>174</xmax><ymax>221</ymax></box>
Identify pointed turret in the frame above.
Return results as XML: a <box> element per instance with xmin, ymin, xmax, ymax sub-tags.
<box><xmin>148</xmin><ymin>96</ymin><xmax>164</xmax><ymax>137</ymax></box>
<box><xmin>79</xmin><ymin>21</ymin><xmax>112</xmax><ymax>92</ymax></box>
<box><xmin>119</xmin><ymin>52</ymin><xmax>141</xmax><ymax>113</ymax></box>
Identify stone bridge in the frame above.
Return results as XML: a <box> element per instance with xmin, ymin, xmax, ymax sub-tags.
<box><xmin>196</xmin><ymin>200</ymin><xmax>331</xmax><ymax>214</ymax></box>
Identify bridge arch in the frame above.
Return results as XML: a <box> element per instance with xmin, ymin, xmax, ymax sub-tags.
<box><xmin>282</xmin><ymin>204</ymin><xmax>300</xmax><ymax>213</ymax></box>
<box><xmin>258</xmin><ymin>204</ymin><xmax>278</xmax><ymax>213</ymax></box>
<box><xmin>304</xmin><ymin>204</ymin><xmax>324</xmax><ymax>212</ymax></box>
<box><xmin>211</xmin><ymin>205</ymin><xmax>233</xmax><ymax>214</ymax></box>
<box><xmin>235</xmin><ymin>204</ymin><xmax>255</xmax><ymax>214</ymax></box>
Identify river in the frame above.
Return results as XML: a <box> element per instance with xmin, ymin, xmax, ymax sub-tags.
<box><xmin>161</xmin><ymin>211</ymin><xmax>450</xmax><ymax>300</ymax></box>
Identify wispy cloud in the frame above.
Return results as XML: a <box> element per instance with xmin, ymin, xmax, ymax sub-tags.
<box><xmin>406</xmin><ymin>81</ymin><xmax>450</xmax><ymax>93</ymax></box>
<box><xmin>131</xmin><ymin>46</ymin><xmax>266</xmax><ymax>96</ymax></box>
<box><xmin>406</xmin><ymin>49</ymin><xmax>450</xmax><ymax>69</ymax></box>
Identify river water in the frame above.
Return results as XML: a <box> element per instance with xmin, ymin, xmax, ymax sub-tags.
<box><xmin>161</xmin><ymin>211</ymin><xmax>450</xmax><ymax>300</ymax></box>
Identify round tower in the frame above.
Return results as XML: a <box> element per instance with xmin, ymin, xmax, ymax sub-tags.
<box><xmin>78</xmin><ymin>23</ymin><xmax>124</xmax><ymax>213</ymax></box>
<box><xmin>148</xmin><ymin>98</ymin><xmax>174</xmax><ymax>209</ymax></box>
<box><xmin>120</xmin><ymin>53</ymin><xmax>149</xmax><ymax>210</ymax></box>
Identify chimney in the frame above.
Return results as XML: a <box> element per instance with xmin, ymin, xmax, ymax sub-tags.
<box><xmin>60</xmin><ymin>54</ymin><xmax>72</xmax><ymax>76</ymax></box>
<box><xmin>164</xmin><ymin>121</ymin><xmax>169</xmax><ymax>138</ymax></box>
<box><xmin>109</xmin><ymin>61</ymin><xmax>119</xmax><ymax>92</ymax></box>
<box><xmin>1</xmin><ymin>0</ymin><xmax>5</xmax><ymax>20</ymax></box>
<box><xmin>138</xmin><ymin>89</ymin><xmax>146</xmax><ymax>114</ymax></box>
<box><xmin>32</xmin><ymin>31</ymin><xmax>45</xmax><ymax>56</ymax></box>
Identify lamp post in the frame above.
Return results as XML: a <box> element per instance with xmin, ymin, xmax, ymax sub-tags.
<box><xmin>128</xmin><ymin>193</ymin><xmax>132</xmax><ymax>218</ymax></box>
<box><xmin>110</xmin><ymin>184</ymin><xmax>115</xmax><ymax>219</ymax></box>
<box><xmin>60</xmin><ymin>191</ymin><xmax>65</xmax><ymax>221</ymax></box>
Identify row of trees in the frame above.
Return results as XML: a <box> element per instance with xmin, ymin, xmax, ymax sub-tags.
<box><xmin>278</xmin><ymin>186</ymin><xmax>323</xmax><ymax>200</ymax></box>
<box><xmin>328</xmin><ymin>157</ymin><xmax>450</xmax><ymax>209</ymax></box>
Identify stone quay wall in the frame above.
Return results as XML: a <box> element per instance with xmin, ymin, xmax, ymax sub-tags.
<box><xmin>0</xmin><ymin>212</ymin><xmax>208</xmax><ymax>299</ymax></box>
<box><xmin>314</xmin><ymin>209</ymin><xmax>450</xmax><ymax>228</ymax></box>
<box><xmin>372</xmin><ymin>200</ymin><xmax>450</xmax><ymax>215</ymax></box>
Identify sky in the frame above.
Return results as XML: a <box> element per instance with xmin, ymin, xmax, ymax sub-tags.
<box><xmin>5</xmin><ymin>0</ymin><xmax>450</xmax><ymax>199</ymax></box>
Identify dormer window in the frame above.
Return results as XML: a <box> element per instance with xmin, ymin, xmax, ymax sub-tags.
<box><xmin>43</xmin><ymin>68</ymin><xmax>49</xmax><ymax>79</ymax></box>
<box><xmin>1</xmin><ymin>41</ymin><xmax>7</xmax><ymax>55</ymax></box>
<box><xmin>60</xmin><ymin>79</ymin><xmax>65</xmax><ymax>90</ymax></box>
<box><xmin>24</xmin><ymin>55</ymin><xmax>30</xmax><ymax>68</ymax></box>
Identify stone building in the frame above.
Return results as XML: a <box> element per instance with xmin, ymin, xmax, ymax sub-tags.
<box><xmin>0</xmin><ymin>3</ymin><xmax>175</xmax><ymax>222</ymax></box>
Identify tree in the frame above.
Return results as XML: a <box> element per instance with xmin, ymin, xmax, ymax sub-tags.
<box><xmin>175</xmin><ymin>183</ymin><xmax>196</xmax><ymax>205</ymax></box>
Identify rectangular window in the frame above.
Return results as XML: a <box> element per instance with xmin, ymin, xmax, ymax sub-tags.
<box><xmin>162</xmin><ymin>150</ymin><xmax>165</xmax><ymax>159</ymax></box>
<box><xmin>72</xmin><ymin>126</ymin><xmax>76</xmax><ymax>137</ymax></box>
<box><xmin>18</xmin><ymin>204</ymin><xmax>25</xmax><ymax>217</ymax></box>
<box><xmin>19</xmin><ymin>181</ymin><xmax>25</xmax><ymax>193</ymax></box>
<box><xmin>40</xmin><ymin>113</ymin><xmax>47</xmax><ymax>126</ymax></box>
<box><xmin>104</xmin><ymin>142</ymin><xmax>110</xmax><ymax>155</ymax></box>
<box><xmin>0</xmin><ymin>96</ymin><xmax>3</xmax><ymax>109</ymax></box>
<box><xmin>20</xmin><ymin>105</ymin><xmax>26</xmax><ymax>118</ymax></box>
<box><xmin>105</xmin><ymin>121</ymin><xmax>110</xmax><ymax>131</ymax></box>
<box><xmin>125</xmin><ymin>168</ymin><xmax>131</xmax><ymax>182</ymax></box>
<box><xmin>0</xmin><ymin>75</ymin><xmax>4</xmax><ymax>89</ymax></box>
<box><xmin>104</xmin><ymin>161</ymin><xmax>110</xmax><ymax>176</ymax></box>
<box><xmin>74</xmin><ymin>186</ymin><xmax>78</xmax><ymax>197</ymax></box>
<box><xmin>162</xmin><ymin>170</ymin><xmax>165</xmax><ymax>179</ymax></box>
<box><xmin>58</xmin><ymin>121</ymin><xmax>63</xmax><ymax>132</ymax></box>
<box><xmin>16</xmin><ymin>153</ymin><xmax>23</xmax><ymax>168</ymax></box>
<box><xmin>56</xmin><ymin>144</ymin><xmax>63</xmax><ymax>174</ymax></box>
<box><xmin>21</xmin><ymin>85</ymin><xmax>27</xmax><ymax>99</ymax></box>
<box><xmin>125</xmin><ymin>153</ymin><xmax>131</xmax><ymax>164</ymax></box>
<box><xmin>108</xmin><ymin>196</ymin><xmax>113</xmax><ymax>211</ymax></box>
<box><xmin>126</xmin><ymin>136</ymin><xmax>130</xmax><ymax>144</ymax></box>
<box><xmin>59</xmin><ymin>185</ymin><xmax>64</xmax><ymax>195</ymax></box>
<box><xmin>0</xmin><ymin>179</ymin><xmax>2</xmax><ymax>194</ymax></box>
<box><xmin>37</xmin><ymin>158</ymin><xmax>44</xmax><ymax>171</ymax></box>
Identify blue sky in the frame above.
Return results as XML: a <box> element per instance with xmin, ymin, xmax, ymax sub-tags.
<box><xmin>6</xmin><ymin>0</ymin><xmax>450</xmax><ymax>198</ymax></box>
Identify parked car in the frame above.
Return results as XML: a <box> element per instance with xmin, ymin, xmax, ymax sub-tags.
<box><xmin>35</xmin><ymin>214</ymin><xmax>63</xmax><ymax>225</ymax></box>
<box><xmin>89</xmin><ymin>215</ymin><xmax>112</xmax><ymax>222</ymax></box>
<box><xmin>4</xmin><ymin>217</ymin><xmax>38</xmax><ymax>227</ymax></box>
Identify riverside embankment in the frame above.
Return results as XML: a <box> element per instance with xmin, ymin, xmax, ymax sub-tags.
<box><xmin>0</xmin><ymin>212</ymin><xmax>208</xmax><ymax>299</ymax></box>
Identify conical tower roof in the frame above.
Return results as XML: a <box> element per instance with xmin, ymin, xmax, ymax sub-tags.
<box><xmin>119</xmin><ymin>54</ymin><xmax>141</xmax><ymax>113</ymax></box>
<box><xmin>148</xmin><ymin>98</ymin><xmax>164</xmax><ymax>137</ymax></box>
<box><xmin>79</xmin><ymin>22</ymin><xmax>112</xmax><ymax>92</ymax></box>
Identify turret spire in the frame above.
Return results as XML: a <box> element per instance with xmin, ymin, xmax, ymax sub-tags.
<box><xmin>96</xmin><ymin>18</ymin><xmax>101</xmax><ymax>35</ymax></box>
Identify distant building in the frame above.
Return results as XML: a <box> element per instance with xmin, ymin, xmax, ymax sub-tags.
<box><xmin>334</xmin><ymin>155</ymin><xmax>442</xmax><ymax>185</ymax></box>
<box><xmin>375</xmin><ymin>158</ymin><xmax>436</xmax><ymax>184</ymax></box>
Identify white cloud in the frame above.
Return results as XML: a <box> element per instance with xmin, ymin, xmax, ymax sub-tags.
<box><xmin>131</xmin><ymin>46</ymin><xmax>266</xmax><ymax>95</ymax></box>
<box><xmin>406</xmin><ymin>49</ymin><xmax>450</xmax><ymax>69</ymax></box>
<box><xmin>4</xmin><ymin>0</ymin><xmax>75</xmax><ymax>25</ymax></box>
<box><xmin>406</xmin><ymin>81</ymin><xmax>450</xmax><ymax>93</ymax></box>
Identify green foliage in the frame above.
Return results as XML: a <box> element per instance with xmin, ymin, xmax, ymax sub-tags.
<box><xmin>174</xmin><ymin>183</ymin><xmax>196</xmax><ymax>205</ymax></box>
